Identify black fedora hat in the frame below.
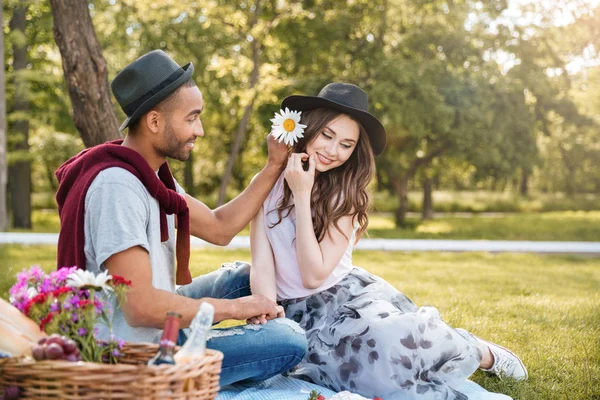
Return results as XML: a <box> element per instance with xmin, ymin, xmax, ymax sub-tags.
<box><xmin>111</xmin><ymin>50</ymin><xmax>194</xmax><ymax>131</ymax></box>
<box><xmin>281</xmin><ymin>82</ymin><xmax>386</xmax><ymax>156</ymax></box>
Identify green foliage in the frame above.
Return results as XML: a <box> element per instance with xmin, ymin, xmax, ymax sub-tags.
<box><xmin>1</xmin><ymin>247</ymin><xmax>598</xmax><ymax>399</ymax></box>
<box><xmin>4</xmin><ymin>0</ymin><xmax>599</xmax><ymax>224</ymax></box>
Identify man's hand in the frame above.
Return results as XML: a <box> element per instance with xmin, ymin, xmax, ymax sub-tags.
<box><xmin>246</xmin><ymin>306</ymin><xmax>285</xmax><ymax>325</ymax></box>
<box><xmin>266</xmin><ymin>133</ymin><xmax>289</xmax><ymax>169</ymax></box>
<box><xmin>231</xmin><ymin>294</ymin><xmax>283</xmax><ymax>321</ymax></box>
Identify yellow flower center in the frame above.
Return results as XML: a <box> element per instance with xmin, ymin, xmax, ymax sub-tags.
<box><xmin>283</xmin><ymin>119</ymin><xmax>296</xmax><ymax>132</ymax></box>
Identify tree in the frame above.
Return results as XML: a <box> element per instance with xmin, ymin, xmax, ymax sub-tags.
<box><xmin>8</xmin><ymin>1</ymin><xmax>31</xmax><ymax>229</ymax></box>
<box><xmin>49</xmin><ymin>0</ymin><xmax>120</xmax><ymax>147</ymax></box>
<box><xmin>0</xmin><ymin>0</ymin><xmax>8</xmax><ymax>231</ymax></box>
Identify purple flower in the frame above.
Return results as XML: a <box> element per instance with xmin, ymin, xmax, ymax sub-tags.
<box><xmin>78</xmin><ymin>328</ymin><xmax>88</xmax><ymax>336</ymax></box>
<box><xmin>94</xmin><ymin>301</ymin><xmax>104</xmax><ymax>313</ymax></box>
<box><xmin>50</xmin><ymin>302</ymin><xmax>60</xmax><ymax>312</ymax></box>
<box><xmin>117</xmin><ymin>339</ymin><xmax>125</xmax><ymax>349</ymax></box>
<box><xmin>112</xmin><ymin>349</ymin><xmax>121</xmax><ymax>357</ymax></box>
<box><xmin>39</xmin><ymin>277</ymin><xmax>55</xmax><ymax>294</ymax></box>
<box><xmin>51</xmin><ymin>266</ymin><xmax>79</xmax><ymax>286</ymax></box>
<box><xmin>66</xmin><ymin>294</ymin><xmax>81</xmax><ymax>309</ymax></box>
<box><xmin>28</xmin><ymin>265</ymin><xmax>45</xmax><ymax>282</ymax></box>
<box><xmin>71</xmin><ymin>313</ymin><xmax>79</xmax><ymax>323</ymax></box>
<box><xmin>8</xmin><ymin>279</ymin><xmax>26</xmax><ymax>296</ymax></box>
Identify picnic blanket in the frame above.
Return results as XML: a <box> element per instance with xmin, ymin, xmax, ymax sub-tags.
<box><xmin>217</xmin><ymin>375</ymin><xmax>513</xmax><ymax>400</ymax></box>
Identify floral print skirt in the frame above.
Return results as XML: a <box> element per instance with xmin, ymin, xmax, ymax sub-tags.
<box><xmin>280</xmin><ymin>267</ymin><xmax>484</xmax><ymax>400</ymax></box>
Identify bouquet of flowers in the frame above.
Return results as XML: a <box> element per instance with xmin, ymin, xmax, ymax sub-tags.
<box><xmin>8</xmin><ymin>265</ymin><xmax>131</xmax><ymax>364</ymax></box>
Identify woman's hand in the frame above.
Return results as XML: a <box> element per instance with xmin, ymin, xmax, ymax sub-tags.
<box><xmin>284</xmin><ymin>153</ymin><xmax>316</xmax><ymax>199</ymax></box>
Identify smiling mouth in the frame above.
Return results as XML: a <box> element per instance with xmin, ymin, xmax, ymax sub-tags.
<box><xmin>316</xmin><ymin>153</ymin><xmax>333</xmax><ymax>165</ymax></box>
<box><xmin>186</xmin><ymin>142</ymin><xmax>195</xmax><ymax>149</ymax></box>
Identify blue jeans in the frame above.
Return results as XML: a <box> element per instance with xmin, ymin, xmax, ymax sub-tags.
<box><xmin>176</xmin><ymin>261</ymin><xmax>307</xmax><ymax>386</ymax></box>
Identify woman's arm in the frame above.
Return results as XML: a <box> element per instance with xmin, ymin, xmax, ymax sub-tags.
<box><xmin>250</xmin><ymin>206</ymin><xmax>278</xmax><ymax>302</ymax></box>
<box><xmin>249</xmin><ymin>205</ymin><xmax>283</xmax><ymax>324</ymax></box>
<box><xmin>294</xmin><ymin>197</ymin><xmax>354</xmax><ymax>289</ymax></box>
<box><xmin>285</xmin><ymin>153</ymin><xmax>355</xmax><ymax>290</ymax></box>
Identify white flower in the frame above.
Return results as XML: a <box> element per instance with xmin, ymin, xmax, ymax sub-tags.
<box><xmin>270</xmin><ymin>107</ymin><xmax>307</xmax><ymax>146</ymax></box>
<box><xmin>66</xmin><ymin>270</ymin><xmax>113</xmax><ymax>291</ymax></box>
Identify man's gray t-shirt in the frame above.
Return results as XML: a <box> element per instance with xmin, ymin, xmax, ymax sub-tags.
<box><xmin>84</xmin><ymin>167</ymin><xmax>184</xmax><ymax>344</ymax></box>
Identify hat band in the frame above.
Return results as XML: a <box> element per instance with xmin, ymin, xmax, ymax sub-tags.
<box><xmin>122</xmin><ymin>68</ymin><xmax>185</xmax><ymax>116</ymax></box>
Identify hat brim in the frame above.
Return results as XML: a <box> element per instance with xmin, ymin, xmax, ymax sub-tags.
<box><xmin>281</xmin><ymin>95</ymin><xmax>386</xmax><ymax>156</ymax></box>
<box><xmin>119</xmin><ymin>62</ymin><xmax>194</xmax><ymax>131</ymax></box>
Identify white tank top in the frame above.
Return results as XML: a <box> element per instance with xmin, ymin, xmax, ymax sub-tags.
<box><xmin>263</xmin><ymin>174</ymin><xmax>355</xmax><ymax>300</ymax></box>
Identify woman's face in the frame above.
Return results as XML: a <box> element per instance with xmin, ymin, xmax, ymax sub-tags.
<box><xmin>305</xmin><ymin>114</ymin><xmax>360</xmax><ymax>173</ymax></box>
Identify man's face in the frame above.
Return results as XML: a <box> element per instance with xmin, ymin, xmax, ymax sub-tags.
<box><xmin>158</xmin><ymin>86</ymin><xmax>204</xmax><ymax>161</ymax></box>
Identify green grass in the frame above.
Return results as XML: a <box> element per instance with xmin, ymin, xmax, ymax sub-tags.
<box><xmin>16</xmin><ymin>210</ymin><xmax>600</xmax><ymax>242</ymax></box>
<box><xmin>367</xmin><ymin>211</ymin><xmax>600</xmax><ymax>241</ymax></box>
<box><xmin>372</xmin><ymin>190</ymin><xmax>600</xmax><ymax>213</ymax></box>
<box><xmin>1</xmin><ymin>245</ymin><xmax>598</xmax><ymax>399</ymax></box>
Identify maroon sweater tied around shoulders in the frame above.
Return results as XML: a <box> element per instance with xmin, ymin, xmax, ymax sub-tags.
<box><xmin>55</xmin><ymin>139</ymin><xmax>192</xmax><ymax>285</ymax></box>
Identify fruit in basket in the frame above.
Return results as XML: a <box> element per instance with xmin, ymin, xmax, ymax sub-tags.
<box><xmin>31</xmin><ymin>334</ymin><xmax>82</xmax><ymax>362</ymax></box>
<box><xmin>45</xmin><ymin>343</ymin><xmax>65</xmax><ymax>360</ymax></box>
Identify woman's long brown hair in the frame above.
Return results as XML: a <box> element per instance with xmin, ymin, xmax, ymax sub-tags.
<box><xmin>269</xmin><ymin>108</ymin><xmax>376</xmax><ymax>242</ymax></box>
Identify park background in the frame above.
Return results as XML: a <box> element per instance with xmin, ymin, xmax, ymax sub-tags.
<box><xmin>0</xmin><ymin>0</ymin><xmax>599</xmax><ymax>399</ymax></box>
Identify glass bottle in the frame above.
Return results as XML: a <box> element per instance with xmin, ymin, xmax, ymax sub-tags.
<box><xmin>147</xmin><ymin>311</ymin><xmax>182</xmax><ymax>366</ymax></box>
<box><xmin>174</xmin><ymin>302</ymin><xmax>214</xmax><ymax>363</ymax></box>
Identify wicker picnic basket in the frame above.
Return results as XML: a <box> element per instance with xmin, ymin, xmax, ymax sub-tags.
<box><xmin>0</xmin><ymin>342</ymin><xmax>223</xmax><ymax>399</ymax></box>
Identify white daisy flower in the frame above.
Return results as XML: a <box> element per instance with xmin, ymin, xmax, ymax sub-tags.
<box><xmin>66</xmin><ymin>270</ymin><xmax>113</xmax><ymax>291</ymax></box>
<box><xmin>270</xmin><ymin>107</ymin><xmax>307</xmax><ymax>146</ymax></box>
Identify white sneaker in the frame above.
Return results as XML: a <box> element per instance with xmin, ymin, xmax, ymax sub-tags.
<box><xmin>479</xmin><ymin>339</ymin><xmax>528</xmax><ymax>381</ymax></box>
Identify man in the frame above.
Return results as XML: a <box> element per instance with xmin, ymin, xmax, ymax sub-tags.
<box><xmin>55</xmin><ymin>50</ymin><xmax>306</xmax><ymax>385</ymax></box>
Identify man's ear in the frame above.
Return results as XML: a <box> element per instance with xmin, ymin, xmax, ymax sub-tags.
<box><xmin>145</xmin><ymin>110</ymin><xmax>160</xmax><ymax>134</ymax></box>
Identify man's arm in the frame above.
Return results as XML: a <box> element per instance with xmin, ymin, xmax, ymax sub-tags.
<box><xmin>187</xmin><ymin>135</ymin><xmax>287</xmax><ymax>245</ymax></box>
<box><xmin>105</xmin><ymin>246</ymin><xmax>281</xmax><ymax>328</ymax></box>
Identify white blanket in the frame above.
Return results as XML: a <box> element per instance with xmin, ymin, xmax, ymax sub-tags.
<box><xmin>217</xmin><ymin>375</ymin><xmax>512</xmax><ymax>400</ymax></box>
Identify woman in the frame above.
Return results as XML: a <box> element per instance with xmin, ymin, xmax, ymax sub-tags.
<box><xmin>249</xmin><ymin>82</ymin><xmax>527</xmax><ymax>399</ymax></box>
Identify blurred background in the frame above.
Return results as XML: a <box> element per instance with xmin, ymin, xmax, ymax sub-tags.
<box><xmin>0</xmin><ymin>0</ymin><xmax>598</xmax><ymax>235</ymax></box>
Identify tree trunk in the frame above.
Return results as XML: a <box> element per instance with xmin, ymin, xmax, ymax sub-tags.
<box><xmin>184</xmin><ymin>153</ymin><xmax>196</xmax><ymax>197</ymax></box>
<box><xmin>387</xmin><ymin>143</ymin><xmax>449</xmax><ymax>227</ymax></box>
<box><xmin>376</xmin><ymin>164</ymin><xmax>384</xmax><ymax>192</ymax></box>
<box><xmin>216</xmin><ymin>5</ymin><xmax>261</xmax><ymax>206</ymax></box>
<box><xmin>49</xmin><ymin>0</ymin><xmax>121</xmax><ymax>147</ymax></box>
<box><xmin>0</xmin><ymin>0</ymin><xmax>8</xmax><ymax>231</ymax></box>
<box><xmin>8</xmin><ymin>4</ymin><xmax>31</xmax><ymax>229</ymax></box>
<box><xmin>392</xmin><ymin>174</ymin><xmax>410</xmax><ymax>226</ymax></box>
<box><xmin>422</xmin><ymin>174</ymin><xmax>434</xmax><ymax>220</ymax></box>
<box><xmin>520</xmin><ymin>168</ymin><xmax>529</xmax><ymax>196</ymax></box>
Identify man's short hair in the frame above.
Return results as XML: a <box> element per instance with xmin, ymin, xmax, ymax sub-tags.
<box><xmin>127</xmin><ymin>79</ymin><xmax>196</xmax><ymax>135</ymax></box>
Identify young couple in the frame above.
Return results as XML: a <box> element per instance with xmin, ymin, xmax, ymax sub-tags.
<box><xmin>56</xmin><ymin>50</ymin><xmax>526</xmax><ymax>399</ymax></box>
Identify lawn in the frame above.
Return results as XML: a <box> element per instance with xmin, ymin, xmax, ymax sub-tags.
<box><xmin>14</xmin><ymin>209</ymin><xmax>600</xmax><ymax>241</ymax></box>
<box><xmin>367</xmin><ymin>211</ymin><xmax>600</xmax><ymax>241</ymax></box>
<box><xmin>1</xmin><ymin>245</ymin><xmax>598</xmax><ymax>400</ymax></box>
